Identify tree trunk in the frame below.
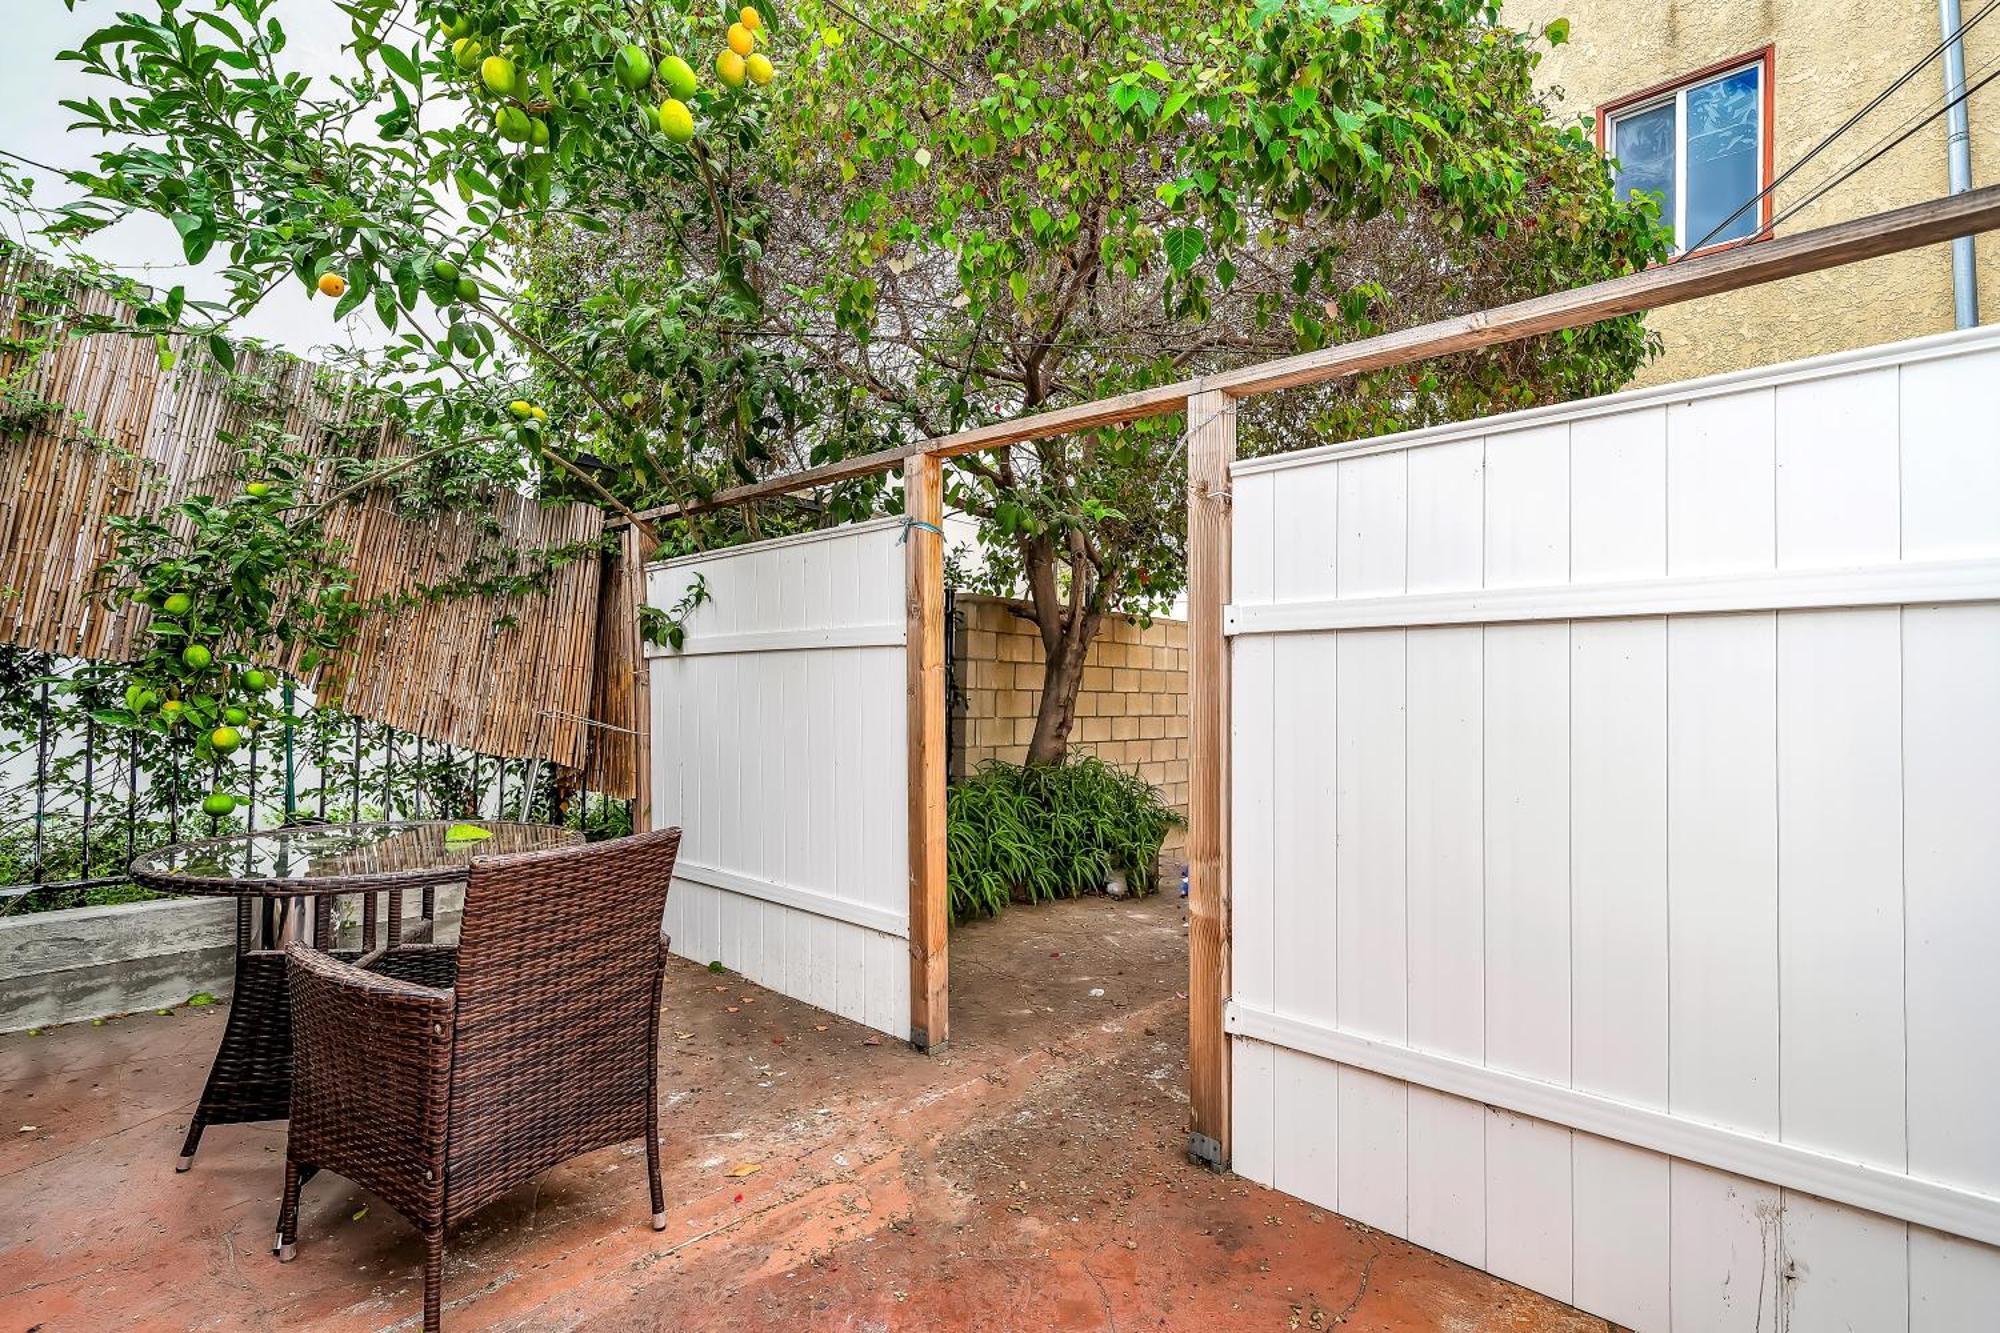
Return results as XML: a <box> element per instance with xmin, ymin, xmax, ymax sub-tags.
<box><xmin>1024</xmin><ymin>605</ymin><xmax>1100</xmax><ymax>765</ymax></box>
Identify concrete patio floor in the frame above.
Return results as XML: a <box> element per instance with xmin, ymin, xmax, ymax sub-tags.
<box><xmin>2</xmin><ymin>892</ymin><xmax>1613</xmax><ymax>1331</ymax></box>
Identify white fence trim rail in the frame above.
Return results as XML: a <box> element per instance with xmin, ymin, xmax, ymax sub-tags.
<box><xmin>1225</xmin><ymin>326</ymin><xmax>2000</xmax><ymax>1333</ymax></box>
<box><xmin>647</xmin><ymin>517</ymin><xmax>910</xmax><ymax>1040</ymax></box>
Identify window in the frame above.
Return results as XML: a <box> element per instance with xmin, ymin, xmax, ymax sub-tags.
<box><xmin>1601</xmin><ymin>51</ymin><xmax>1772</xmax><ymax>255</ymax></box>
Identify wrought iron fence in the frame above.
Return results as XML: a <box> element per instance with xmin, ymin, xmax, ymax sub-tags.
<box><xmin>0</xmin><ymin>648</ymin><xmax>631</xmax><ymax>915</ymax></box>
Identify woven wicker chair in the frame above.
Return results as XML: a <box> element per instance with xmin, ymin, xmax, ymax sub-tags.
<box><xmin>274</xmin><ymin>826</ymin><xmax>682</xmax><ymax>1332</ymax></box>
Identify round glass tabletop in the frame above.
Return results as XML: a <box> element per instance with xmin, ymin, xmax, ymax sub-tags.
<box><xmin>128</xmin><ymin>820</ymin><xmax>586</xmax><ymax>897</ymax></box>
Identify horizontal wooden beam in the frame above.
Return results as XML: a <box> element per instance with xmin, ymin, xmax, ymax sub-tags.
<box><xmin>1204</xmin><ymin>184</ymin><xmax>2000</xmax><ymax>399</ymax></box>
<box><xmin>613</xmin><ymin>185</ymin><xmax>2000</xmax><ymax>524</ymax></box>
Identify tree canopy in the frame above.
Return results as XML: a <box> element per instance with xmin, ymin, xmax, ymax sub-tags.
<box><xmin>13</xmin><ymin>0</ymin><xmax>1669</xmax><ymax>762</ymax></box>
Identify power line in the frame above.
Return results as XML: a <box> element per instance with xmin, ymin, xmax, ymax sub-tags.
<box><xmin>1767</xmin><ymin>59</ymin><xmax>2000</xmax><ymax>235</ymax></box>
<box><xmin>1677</xmin><ymin>0</ymin><xmax>1999</xmax><ymax>255</ymax></box>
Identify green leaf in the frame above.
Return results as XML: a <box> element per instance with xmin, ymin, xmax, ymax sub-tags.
<box><xmin>206</xmin><ymin>334</ymin><xmax>235</xmax><ymax>372</ymax></box>
<box><xmin>378</xmin><ymin>42</ymin><xmax>421</xmax><ymax>91</ymax></box>
<box><xmin>1163</xmin><ymin>226</ymin><xmax>1205</xmax><ymax>274</ymax></box>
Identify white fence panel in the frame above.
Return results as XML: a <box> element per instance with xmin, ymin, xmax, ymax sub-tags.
<box><xmin>647</xmin><ymin>518</ymin><xmax>908</xmax><ymax>1039</ymax></box>
<box><xmin>1225</xmin><ymin>327</ymin><xmax>2000</xmax><ymax>1333</ymax></box>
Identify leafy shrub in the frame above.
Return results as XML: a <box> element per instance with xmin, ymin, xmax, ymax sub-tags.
<box><xmin>945</xmin><ymin>758</ymin><xmax>1182</xmax><ymax>921</ymax></box>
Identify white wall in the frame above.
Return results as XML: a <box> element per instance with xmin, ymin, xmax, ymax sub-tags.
<box><xmin>647</xmin><ymin>518</ymin><xmax>909</xmax><ymax>1039</ymax></box>
<box><xmin>1225</xmin><ymin>326</ymin><xmax>2000</xmax><ymax>1332</ymax></box>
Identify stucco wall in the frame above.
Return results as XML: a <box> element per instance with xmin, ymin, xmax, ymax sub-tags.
<box><xmin>954</xmin><ymin>596</ymin><xmax>1189</xmax><ymax>855</ymax></box>
<box><xmin>1504</xmin><ymin>0</ymin><xmax>1998</xmax><ymax>383</ymax></box>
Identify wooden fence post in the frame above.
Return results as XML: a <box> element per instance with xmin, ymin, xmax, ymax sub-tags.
<box><xmin>624</xmin><ymin>524</ymin><xmax>653</xmax><ymax>833</ymax></box>
<box><xmin>904</xmin><ymin>453</ymin><xmax>949</xmax><ymax>1051</ymax></box>
<box><xmin>1186</xmin><ymin>386</ymin><xmax>1235</xmax><ymax>1168</ymax></box>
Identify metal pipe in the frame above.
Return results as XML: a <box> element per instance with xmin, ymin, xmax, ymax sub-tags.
<box><xmin>1942</xmin><ymin>0</ymin><xmax>1982</xmax><ymax>326</ymax></box>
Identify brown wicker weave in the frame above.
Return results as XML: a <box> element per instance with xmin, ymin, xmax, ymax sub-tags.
<box><xmin>276</xmin><ymin>826</ymin><xmax>682</xmax><ymax>1332</ymax></box>
<box><xmin>134</xmin><ymin>821</ymin><xmax>583</xmax><ymax>1170</ymax></box>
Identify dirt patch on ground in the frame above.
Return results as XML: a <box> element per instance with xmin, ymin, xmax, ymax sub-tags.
<box><xmin>1</xmin><ymin>891</ymin><xmax>1611</xmax><ymax>1331</ymax></box>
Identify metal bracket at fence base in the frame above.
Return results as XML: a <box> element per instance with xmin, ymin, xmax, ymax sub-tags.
<box><xmin>1186</xmin><ymin>1132</ymin><xmax>1228</xmax><ymax>1172</ymax></box>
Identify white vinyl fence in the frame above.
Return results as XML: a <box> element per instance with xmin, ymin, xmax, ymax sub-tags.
<box><xmin>1225</xmin><ymin>327</ymin><xmax>2000</xmax><ymax>1332</ymax></box>
<box><xmin>648</xmin><ymin>518</ymin><xmax>909</xmax><ymax>1040</ymax></box>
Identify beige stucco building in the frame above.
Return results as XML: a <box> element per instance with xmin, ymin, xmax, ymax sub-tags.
<box><xmin>1504</xmin><ymin>0</ymin><xmax>1999</xmax><ymax>383</ymax></box>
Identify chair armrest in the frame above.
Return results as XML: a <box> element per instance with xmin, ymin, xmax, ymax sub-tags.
<box><xmin>284</xmin><ymin>944</ymin><xmax>456</xmax><ymax>1226</ymax></box>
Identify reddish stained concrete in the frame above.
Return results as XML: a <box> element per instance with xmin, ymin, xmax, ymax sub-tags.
<box><xmin>1</xmin><ymin>893</ymin><xmax>1614</xmax><ymax>1331</ymax></box>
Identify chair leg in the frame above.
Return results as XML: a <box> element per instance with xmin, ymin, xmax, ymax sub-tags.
<box><xmin>422</xmin><ymin>1228</ymin><xmax>446</xmax><ymax>1333</ymax></box>
<box><xmin>647</xmin><ymin>1129</ymin><xmax>666</xmax><ymax>1231</ymax></box>
<box><xmin>177</xmin><ymin>1115</ymin><xmax>206</xmax><ymax>1172</ymax></box>
<box><xmin>274</xmin><ymin>1159</ymin><xmax>303</xmax><ymax>1260</ymax></box>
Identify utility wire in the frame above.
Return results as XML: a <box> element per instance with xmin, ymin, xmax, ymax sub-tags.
<box><xmin>1766</xmin><ymin>61</ymin><xmax>2000</xmax><ymax>236</ymax></box>
<box><xmin>1677</xmin><ymin>0</ymin><xmax>1999</xmax><ymax>256</ymax></box>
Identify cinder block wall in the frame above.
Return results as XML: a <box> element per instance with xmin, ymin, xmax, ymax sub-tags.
<box><xmin>953</xmin><ymin>595</ymin><xmax>1189</xmax><ymax>856</ymax></box>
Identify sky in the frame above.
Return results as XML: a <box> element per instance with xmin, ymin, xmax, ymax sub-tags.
<box><xmin>5</xmin><ymin>0</ymin><xmax>407</xmax><ymax>356</ymax></box>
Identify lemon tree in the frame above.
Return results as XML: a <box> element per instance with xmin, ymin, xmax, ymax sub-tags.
<box><xmin>39</xmin><ymin>0</ymin><xmax>791</xmax><ymax>525</ymax></box>
<box><xmin>533</xmin><ymin>0</ymin><xmax>1669</xmax><ymax>763</ymax></box>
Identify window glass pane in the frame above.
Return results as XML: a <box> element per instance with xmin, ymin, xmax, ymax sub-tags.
<box><xmin>1611</xmin><ymin>101</ymin><xmax>1677</xmax><ymax>238</ymax></box>
<box><xmin>1684</xmin><ymin>65</ymin><xmax>1762</xmax><ymax>248</ymax></box>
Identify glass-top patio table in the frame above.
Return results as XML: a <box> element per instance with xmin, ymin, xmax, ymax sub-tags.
<box><xmin>130</xmin><ymin>820</ymin><xmax>583</xmax><ymax>1169</ymax></box>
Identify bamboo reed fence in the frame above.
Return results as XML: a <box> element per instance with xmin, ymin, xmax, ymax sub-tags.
<box><xmin>0</xmin><ymin>251</ymin><xmax>631</xmax><ymax>791</ymax></box>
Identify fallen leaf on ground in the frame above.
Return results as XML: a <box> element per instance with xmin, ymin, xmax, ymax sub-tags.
<box><xmin>674</xmin><ymin>1031</ymin><xmax>695</xmax><ymax>1041</ymax></box>
<box><xmin>862</xmin><ymin>1036</ymin><xmax>882</xmax><ymax>1046</ymax></box>
<box><xmin>725</xmin><ymin>1163</ymin><xmax>762</xmax><ymax>1178</ymax></box>
<box><xmin>351</xmin><ymin>1206</ymin><xmax>369</xmax><ymax>1222</ymax></box>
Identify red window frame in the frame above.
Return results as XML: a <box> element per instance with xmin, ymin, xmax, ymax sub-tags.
<box><xmin>1595</xmin><ymin>46</ymin><xmax>1777</xmax><ymax>258</ymax></box>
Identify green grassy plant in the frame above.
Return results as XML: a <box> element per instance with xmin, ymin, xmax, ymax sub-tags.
<box><xmin>945</xmin><ymin>757</ymin><xmax>1181</xmax><ymax>922</ymax></box>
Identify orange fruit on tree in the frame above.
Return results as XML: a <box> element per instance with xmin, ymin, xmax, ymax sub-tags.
<box><xmin>717</xmin><ymin>48</ymin><xmax>747</xmax><ymax>87</ymax></box>
<box><xmin>317</xmin><ymin>272</ymin><xmax>347</xmax><ymax>298</ymax></box>
<box><xmin>726</xmin><ymin>22</ymin><xmax>754</xmax><ymax>56</ymax></box>
<box><xmin>740</xmin><ymin>7</ymin><xmax>764</xmax><ymax>32</ymax></box>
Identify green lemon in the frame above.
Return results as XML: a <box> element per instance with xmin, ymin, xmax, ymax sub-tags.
<box><xmin>208</xmin><ymin>725</ymin><xmax>242</xmax><ymax>754</ymax></box>
<box><xmin>159</xmin><ymin>699</ymin><xmax>184</xmax><ymax>720</ymax></box>
<box><xmin>223</xmin><ymin>706</ymin><xmax>250</xmax><ymax>726</ymax></box>
<box><xmin>452</xmin><ymin>37</ymin><xmax>484</xmax><ymax>71</ymax></box>
<box><xmin>432</xmin><ymin>258</ymin><xmax>459</xmax><ymax>284</ymax></box>
<box><xmin>660</xmin><ymin>54</ymin><xmax>698</xmax><ymax>99</ymax></box>
<box><xmin>614</xmin><ymin>43</ymin><xmax>653</xmax><ymax>90</ymax></box>
<box><xmin>495</xmin><ymin>105</ymin><xmax>533</xmax><ymax>142</ymax></box>
<box><xmin>508</xmin><ymin>399</ymin><xmax>534</xmax><ymax>419</ymax></box>
<box><xmin>481</xmin><ymin>55</ymin><xmax>520</xmax><ymax>97</ymax></box>
<box><xmin>162</xmin><ymin>592</ymin><xmax>193</xmax><ymax>617</ymax></box>
<box><xmin>456</xmin><ymin>275</ymin><xmax>480</xmax><ymax>302</ymax></box>
<box><xmin>243</xmin><ymin>668</ymin><xmax>272</xmax><ymax>692</ymax></box>
<box><xmin>202</xmin><ymin>791</ymin><xmax>237</xmax><ymax>818</ymax></box>
<box><xmin>528</xmin><ymin>117</ymin><xmax>550</xmax><ymax>148</ymax></box>
<box><xmin>245</xmin><ymin>481</ymin><xmax>272</xmax><ymax>499</ymax></box>
<box><xmin>181</xmin><ymin>644</ymin><xmax>212</xmax><ymax>670</ymax></box>
<box><xmin>657</xmin><ymin>98</ymin><xmax>695</xmax><ymax>143</ymax></box>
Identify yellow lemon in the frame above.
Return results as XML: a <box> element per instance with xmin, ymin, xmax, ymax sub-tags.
<box><xmin>727</xmin><ymin>22</ymin><xmax>754</xmax><ymax>56</ymax></box>
<box><xmin>741</xmin><ymin>7</ymin><xmax>764</xmax><ymax>31</ymax></box>
<box><xmin>746</xmin><ymin>52</ymin><xmax>773</xmax><ymax>85</ymax></box>
<box><xmin>658</xmin><ymin>97</ymin><xmax>695</xmax><ymax>142</ymax></box>
<box><xmin>717</xmin><ymin>48</ymin><xmax>747</xmax><ymax>87</ymax></box>
<box><xmin>317</xmin><ymin>272</ymin><xmax>347</xmax><ymax>298</ymax></box>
